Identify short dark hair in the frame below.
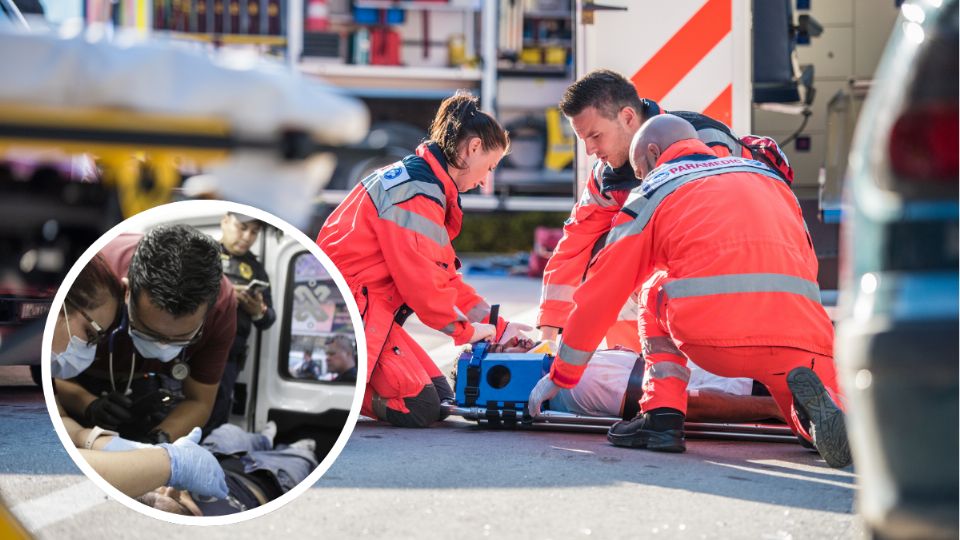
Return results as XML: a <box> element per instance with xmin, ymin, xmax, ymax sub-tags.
<box><xmin>68</xmin><ymin>254</ymin><xmax>122</xmax><ymax>312</ymax></box>
<box><xmin>128</xmin><ymin>224</ymin><xmax>222</xmax><ymax>317</ymax></box>
<box><xmin>559</xmin><ymin>69</ymin><xmax>644</xmax><ymax>120</ymax></box>
<box><xmin>429</xmin><ymin>90</ymin><xmax>510</xmax><ymax>169</ymax></box>
<box><xmin>326</xmin><ymin>334</ymin><xmax>356</xmax><ymax>362</ymax></box>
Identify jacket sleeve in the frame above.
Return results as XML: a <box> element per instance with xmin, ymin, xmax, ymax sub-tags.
<box><xmin>549</xmin><ymin>226</ymin><xmax>653</xmax><ymax>388</ymax></box>
<box><xmin>450</xmin><ymin>264</ymin><xmax>488</xmax><ymax>322</ymax></box>
<box><xmin>373</xmin><ymin>195</ymin><xmax>476</xmax><ymax>345</ymax></box>
<box><xmin>538</xmin><ymin>170</ymin><xmax>622</xmax><ymax>330</ymax></box>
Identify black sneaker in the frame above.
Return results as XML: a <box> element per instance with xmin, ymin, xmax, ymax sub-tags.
<box><xmin>607</xmin><ymin>407</ymin><xmax>686</xmax><ymax>453</ymax></box>
<box><xmin>787</xmin><ymin>367</ymin><xmax>852</xmax><ymax>468</ymax></box>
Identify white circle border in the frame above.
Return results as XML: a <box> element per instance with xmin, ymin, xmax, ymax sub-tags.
<box><xmin>40</xmin><ymin>199</ymin><xmax>367</xmax><ymax>526</ymax></box>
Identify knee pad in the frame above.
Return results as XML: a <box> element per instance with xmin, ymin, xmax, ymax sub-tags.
<box><xmin>384</xmin><ymin>385</ymin><xmax>442</xmax><ymax>428</ymax></box>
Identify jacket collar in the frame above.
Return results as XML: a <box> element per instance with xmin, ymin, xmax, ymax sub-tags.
<box><xmin>416</xmin><ymin>142</ymin><xmax>464</xmax><ymax>239</ymax></box>
<box><xmin>655</xmin><ymin>138</ymin><xmax>716</xmax><ymax>167</ymax></box>
<box><xmin>600</xmin><ymin>162</ymin><xmax>641</xmax><ymax>193</ymax></box>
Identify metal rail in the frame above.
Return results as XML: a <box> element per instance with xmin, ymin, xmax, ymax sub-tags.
<box><xmin>444</xmin><ymin>405</ymin><xmax>798</xmax><ymax>444</ymax></box>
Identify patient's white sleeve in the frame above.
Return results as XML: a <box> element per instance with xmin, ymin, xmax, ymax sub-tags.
<box><xmin>548</xmin><ymin>350</ymin><xmax>754</xmax><ymax>417</ymax></box>
<box><xmin>549</xmin><ymin>349</ymin><xmax>637</xmax><ymax>416</ymax></box>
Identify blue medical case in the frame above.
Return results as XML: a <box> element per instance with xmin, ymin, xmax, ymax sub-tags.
<box><xmin>454</xmin><ymin>341</ymin><xmax>553</xmax><ymax>426</ymax></box>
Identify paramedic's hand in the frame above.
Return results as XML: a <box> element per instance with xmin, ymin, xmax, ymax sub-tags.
<box><xmin>527</xmin><ymin>375</ymin><xmax>561</xmax><ymax>418</ymax></box>
<box><xmin>84</xmin><ymin>391</ymin><xmax>134</xmax><ymax>430</ymax></box>
<box><xmin>539</xmin><ymin>326</ymin><xmax>560</xmax><ymax>342</ymax></box>
<box><xmin>160</xmin><ymin>427</ymin><xmax>228</xmax><ymax>499</ymax></box>
<box><xmin>498</xmin><ymin>321</ymin><xmax>534</xmax><ymax>344</ymax></box>
<box><xmin>469</xmin><ymin>323</ymin><xmax>496</xmax><ymax>343</ymax></box>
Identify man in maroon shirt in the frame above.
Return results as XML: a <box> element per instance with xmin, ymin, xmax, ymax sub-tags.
<box><xmin>57</xmin><ymin>225</ymin><xmax>237</xmax><ymax>443</ymax></box>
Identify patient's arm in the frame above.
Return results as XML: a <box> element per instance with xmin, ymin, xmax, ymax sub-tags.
<box><xmin>685</xmin><ymin>389</ymin><xmax>784</xmax><ymax>423</ymax></box>
<box><xmin>78</xmin><ymin>447</ymin><xmax>171</xmax><ymax>498</ymax></box>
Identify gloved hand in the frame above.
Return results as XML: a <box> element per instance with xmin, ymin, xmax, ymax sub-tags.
<box><xmin>84</xmin><ymin>392</ymin><xmax>133</xmax><ymax>430</ymax></box>
<box><xmin>159</xmin><ymin>427</ymin><xmax>228</xmax><ymax>499</ymax></box>
<box><xmin>526</xmin><ymin>374</ymin><xmax>561</xmax><ymax>418</ymax></box>
<box><xmin>469</xmin><ymin>322</ymin><xmax>496</xmax><ymax>343</ymax></box>
<box><xmin>498</xmin><ymin>321</ymin><xmax>534</xmax><ymax>344</ymax></box>
<box><xmin>141</xmin><ymin>429</ymin><xmax>172</xmax><ymax>445</ymax></box>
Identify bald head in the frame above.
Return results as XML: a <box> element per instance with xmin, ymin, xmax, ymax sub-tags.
<box><xmin>629</xmin><ymin>114</ymin><xmax>699</xmax><ymax>180</ymax></box>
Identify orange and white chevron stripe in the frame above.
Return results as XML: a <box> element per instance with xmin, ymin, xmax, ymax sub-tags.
<box><xmin>579</xmin><ymin>0</ymin><xmax>749</xmax><ymax>134</ymax></box>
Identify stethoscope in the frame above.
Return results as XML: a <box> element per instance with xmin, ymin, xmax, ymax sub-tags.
<box><xmin>107</xmin><ymin>304</ymin><xmax>188</xmax><ymax>395</ymax></box>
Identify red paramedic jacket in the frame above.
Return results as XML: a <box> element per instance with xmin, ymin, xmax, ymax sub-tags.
<box><xmin>538</xmin><ymin>106</ymin><xmax>754</xmax><ymax>331</ymax></box>
<box><xmin>550</xmin><ymin>138</ymin><xmax>832</xmax><ymax>387</ymax></box>
<box><xmin>317</xmin><ymin>143</ymin><xmax>494</xmax><ymax>381</ymax></box>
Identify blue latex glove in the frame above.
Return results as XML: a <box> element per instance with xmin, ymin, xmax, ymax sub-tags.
<box><xmin>526</xmin><ymin>374</ymin><xmax>561</xmax><ymax>418</ymax></box>
<box><xmin>159</xmin><ymin>427</ymin><xmax>228</xmax><ymax>499</ymax></box>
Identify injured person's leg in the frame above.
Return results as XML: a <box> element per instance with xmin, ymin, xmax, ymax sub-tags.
<box><xmin>551</xmin><ymin>349</ymin><xmax>784</xmax><ymax>423</ymax></box>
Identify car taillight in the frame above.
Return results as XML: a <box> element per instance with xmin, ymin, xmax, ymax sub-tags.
<box><xmin>888</xmin><ymin>103</ymin><xmax>959</xmax><ymax>184</ymax></box>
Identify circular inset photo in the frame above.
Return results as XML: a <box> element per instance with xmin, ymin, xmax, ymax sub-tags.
<box><xmin>40</xmin><ymin>200</ymin><xmax>365</xmax><ymax>525</ymax></box>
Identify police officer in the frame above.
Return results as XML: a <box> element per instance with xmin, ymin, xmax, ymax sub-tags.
<box><xmin>204</xmin><ymin>213</ymin><xmax>276</xmax><ymax>433</ymax></box>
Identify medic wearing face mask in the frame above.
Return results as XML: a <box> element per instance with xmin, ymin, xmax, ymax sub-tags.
<box><xmin>51</xmin><ymin>254</ymin><xmax>122</xmax><ymax>380</ymax></box>
<box><xmin>55</xmin><ymin>226</ymin><xmax>237</xmax><ymax>444</ymax></box>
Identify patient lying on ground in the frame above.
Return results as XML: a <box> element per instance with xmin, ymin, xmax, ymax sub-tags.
<box><xmin>478</xmin><ymin>338</ymin><xmax>783</xmax><ymax>423</ymax></box>
<box><xmin>138</xmin><ymin>422</ymin><xmax>318</xmax><ymax>516</ymax></box>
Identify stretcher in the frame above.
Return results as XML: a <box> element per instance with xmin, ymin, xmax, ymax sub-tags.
<box><xmin>447</xmin><ymin>340</ymin><xmax>797</xmax><ymax>444</ymax></box>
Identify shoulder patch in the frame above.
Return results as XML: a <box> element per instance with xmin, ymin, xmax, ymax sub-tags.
<box><xmin>377</xmin><ymin>162</ymin><xmax>411</xmax><ymax>190</ymax></box>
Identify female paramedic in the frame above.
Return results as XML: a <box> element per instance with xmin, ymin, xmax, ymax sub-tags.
<box><xmin>317</xmin><ymin>91</ymin><xmax>530</xmax><ymax>428</ymax></box>
<box><xmin>51</xmin><ymin>254</ymin><xmax>227</xmax><ymax>499</ymax></box>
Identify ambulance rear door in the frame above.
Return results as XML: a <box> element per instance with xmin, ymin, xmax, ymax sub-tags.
<box><xmin>573</xmin><ymin>0</ymin><xmax>752</xmax><ymax>192</ymax></box>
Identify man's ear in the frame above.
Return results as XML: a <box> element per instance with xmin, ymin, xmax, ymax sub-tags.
<box><xmin>121</xmin><ymin>277</ymin><xmax>131</xmax><ymax>303</ymax></box>
<box><xmin>647</xmin><ymin>143</ymin><xmax>661</xmax><ymax>162</ymax></box>
<box><xmin>622</xmin><ymin>106</ymin><xmax>640</xmax><ymax>129</ymax></box>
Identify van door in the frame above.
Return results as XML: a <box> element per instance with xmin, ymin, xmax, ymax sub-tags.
<box><xmin>250</xmin><ymin>234</ymin><xmax>357</xmax><ymax>453</ymax></box>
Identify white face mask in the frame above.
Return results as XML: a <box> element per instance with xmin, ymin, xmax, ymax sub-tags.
<box><xmin>129</xmin><ymin>331</ymin><xmax>186</xmax><ymax>362</ymax></box>
<box><xmin>52</xmin><ymin>305</ymin><xmax>98</xmax><ymax>379</ymax></box>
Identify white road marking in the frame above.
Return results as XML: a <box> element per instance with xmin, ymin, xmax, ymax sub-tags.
<box><xmin>10</xmin><ymin>480</ymin><xmax>109</xmax><ymax>532</ymax></box>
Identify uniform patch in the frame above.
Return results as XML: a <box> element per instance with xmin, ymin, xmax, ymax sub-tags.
<box><xmin>238</xmin><ymin>262</ymin><xmax>254</xmax><ymax>280</ymax></box>
<box><xmin>377</xmin><ymin>162</ymin><xmax>411</xmax><ymax>190</ymax></box>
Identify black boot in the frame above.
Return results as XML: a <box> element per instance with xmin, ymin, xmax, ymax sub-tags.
<box><xmin>607</xmin><ymin>407</ymin><xmax>686</xmax><ymax>453</ymax></box>
<box><xmin>432</xmin><ymin>376</ymin><xmax>455</xmax><ymax>421</ymax></box>
<box><xmin>787</xmin><ymin>367</ymin><xmax>851</xmax><ymax>468</ymax></box>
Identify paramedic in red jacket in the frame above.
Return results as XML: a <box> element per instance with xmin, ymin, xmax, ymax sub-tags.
<box><xmin>317</xmin><ymin>91</ymin><xmax>527</xmax><ymax>428</ymax></box>
<box><xmin>538</xmin><ymin>69</ymin><xmax>786</xmax><ymax>352</ymax></box>
<box><xmin>528</xmin><ymin>115</ymin><xmax>851</xmax><ymax>468</ymax></box>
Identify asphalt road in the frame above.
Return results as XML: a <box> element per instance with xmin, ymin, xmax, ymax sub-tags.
<box><xmin>0</xmin><ymin>275</ymin><xmax>864</xmax><ymax>539</ymax></box>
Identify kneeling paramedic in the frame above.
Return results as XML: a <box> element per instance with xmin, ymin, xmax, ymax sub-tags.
<box><xmin>528</xmin><ymin>115</ymin><xmax>851</xmax><ymax>468</ymax></box>
<box><xmin>317</xmin><ymin>91</ymin><xmax>531</xmax><ymax>428</ymax></box>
